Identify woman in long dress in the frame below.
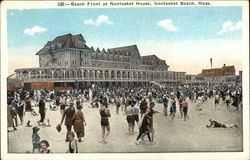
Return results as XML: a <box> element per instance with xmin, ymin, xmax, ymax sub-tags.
<box><xmin>73</xmin><ymin>102</ymin><xmax>87</xmax><ymax>142</ymax></box>
<box><xmin>135</xmin><ymin>109</ymin><xmax>151</xmax><ymax>145</ymax></box>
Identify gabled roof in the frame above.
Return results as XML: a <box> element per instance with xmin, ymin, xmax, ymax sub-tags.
<box><xmin>36</xmin><ymin>33</ymin><xmax>90</xmax><ymax>55</ymax></box>
<box><xmin>90</xmin><ymin>46</ymin><xmax>95</xmax><ymax>52</ymax></box>
<box><xmin>72</xmin><ymin>34</ymin><xmax>86</xmax><ymax>43</ymax></box>
<box><xmin>200</xmin><ymin>65</ymin><xmax>235</xmax><ymax>77</ymax></box>
<box><xmin>141</xmin><ymin>55</ymin><xmax>169</xmax><ymax>67</ymax></box>
<box><xmin>102</xmin><ymin>48</ymin><xmax>107</xmax><ymax>54</ymax></box>
<box><xmin>107</xmin><ymin>45</ymin><xmax>139</xmax><ymax>57</ymax></box>
<box><xmin>96</xmin><ymin>47</ymin><xmax>101</xmax><ymax>53</ymax></box>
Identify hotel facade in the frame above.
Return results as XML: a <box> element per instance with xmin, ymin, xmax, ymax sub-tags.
<box><xmin>12</xmin><ymin>33</ymin><xmax>229</xmax><ymax>90</ymax></box>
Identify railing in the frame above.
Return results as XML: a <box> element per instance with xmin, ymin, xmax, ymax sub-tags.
<box><xmin>21</xmin><ymin>76</ymin><xmax>218</xmax><ymax>84</ymax></box>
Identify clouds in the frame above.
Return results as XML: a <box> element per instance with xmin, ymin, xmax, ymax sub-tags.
<box><xmin>218</xmin><ymin>21</ymin><xmax>242</xmax><ymax>35</ymax></box>
<box><xmin>84</xmin><ymin>15</ymin><xmax>113</xmax><ymax>26</ymax></box>
<box><xmin>24</xmin><ymin>26</ymin><xmax>47</xmax><ymax>36</ymax></box>
<box><xmin>157</xmin><ymin>19</ymin><xmax>179</xmax><ymax>31</ymax></box>
<box><xmin>140</xmin><ymin>39</ymin><xmax>242</xmax><ymax>74</ymax></box>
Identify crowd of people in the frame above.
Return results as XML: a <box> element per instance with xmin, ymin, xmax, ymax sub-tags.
<box><xmin>7</xmin><ymin>83</ymin><xmax>242</xmax><ymax>153</ymax></box>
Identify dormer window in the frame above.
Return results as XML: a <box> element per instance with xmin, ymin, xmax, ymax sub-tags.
<box><xmin>57</xmin><ymin>43</ymin><xmax>62</xmax><ymax>49</ymax></box>
<box><xmin>45</xmin><ymin>45</ymin><xmax>50</xmax><ymax>49</ymax></box>
<box><xmin>76</xmin><ymin>40</ymin><xmax>83</xmax><ymax>48</ymax></box>
<box><xmin>51</xmin><ymin>44</ymin><xmax>55</xmax><ymax>49</ymax></box>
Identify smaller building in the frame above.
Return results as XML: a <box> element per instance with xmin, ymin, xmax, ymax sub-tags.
<box><xmin>198</xmin><ymin>64</ymin><xmax>235</xmax><ymax>77</ymax></box>
<box><xmin>197</xmin><ymin>64</ymin><xmax>237</xmax><ymax>84</ymax></box>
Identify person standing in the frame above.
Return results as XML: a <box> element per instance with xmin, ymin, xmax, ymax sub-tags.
<box><xmin>178</xmin><ymin>98</ymin><xmax>184</xmax><ymax>118</ymax></box>
<box><xmin>147</xmin><ymin>101</ymin><xmax>156</xmax><ymax>142</ymax></box>
<box><xmin>182</xmin><ymin>98</ymin><xmax>189</xmax><ymax>121</ymax></box>
<box><xmin>11</xmin><ymin>99</ymin><xmax>19</xmax><ymax>127</ymax></box>
<box><xmin>7</xmin><ymin>99</ymin><xmax>17</xmax><ymax>131</ymax></box>
<box><xmin>45</xmin><ymin>99</ymin><xmax>51</xmax><ymax>127</ymax></box>
<box><xmin>32</xmin><ymin>126</ymin><xmax>40</xmax><ymax>153</ymax></box>
<box><xmin>140</xmin><ymin>96</ymin><xmax>148</xmax><ymax>117</ymax></box>
<box><xmin>18</xmin><ymin>98</ymin><xmax>25</xmax><ymax>125</ymax></box>
<box><xmin>126</xmin><ymin>101</ymin><xmax>135</xmax><ymax>135</ymax></box>
<box><xmin>162</xmin><ymin>95</ymin><xmax>168</xmax><ymax>116</ymax></box>
<box><xmin>61</xmin><ymin>101</ymin><xmax>76</xmax><ymax>142</ymax></box>
<box><xmin>135</xmin><ymin>109</ymin><xmax>151</xmax><ymax>145</ymax></box>
<box><xmin>115</xmin><ymin>97</ymin><xmax>121</xmax><ymax>114</ymax></box>
<box><xmin>37</xmin><ymin>97</ymin><xmax>46</xmax><ymax>126</ymax></box>
<box><xmin>214</xmin><ymin>93</ymin><xmax>220</xmax><ymax>111</ymax></box>
<box><xmin>73</xmin><ymin>104</ymin><xmax>87</xmax><ymax>142</ymax></box>
<box><xmin>170</xmin><ymin>96</ymin><xmax>176</xmax><ymax>120</ymax></box>
<box><xmin>25</xmin><ymin>98</ymin><xmax>33</xmax><ymax>127</ymax></box>
<box><xmin>121</xmin><ymin>97</ymin><xmax>125</xmax><ymax>115</ymax></box>
<box><xmin>60</xmin><ymin>95</ymin><xmax>67</xmax><ymax>115</ymax></box>
<box><xmin>225</xmin><ymin>94</ymin><xmax>231</xmax><ymax>110</ymax></box>
<box><xmin>99</xmin><ymin>103</ymin><xmax>111</xmax><ymax>143</ymax></box>
<box><xmin>232</xmin><ymin>93</ymin><xmax>240</xmax><ymax>110</ymax></box>
<box><xmin>133</xmin><ymin>100</ymin><xmax>140</xmax><ymax>127</ymax></box>
<box><xmin>196</xmin><ymin>95</ymin><xmax>203</xmax><ymax>111</ymax></box>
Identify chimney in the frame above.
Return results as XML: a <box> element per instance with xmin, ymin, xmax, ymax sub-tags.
<box><xmin>223</xmin><ymin>64</ymin><xmax>226</xmax><ymax>67</ymax></box>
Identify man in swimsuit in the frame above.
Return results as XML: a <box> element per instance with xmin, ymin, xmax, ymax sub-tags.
<box><xmin>99</xmin><ymin>102</ymin><xmax>111</xmax><ymax>143</ymax></box>
<box><xmin>206</xmin><ymin>119</ymin><xmax>238</xmax><ymax>128</ymax></box>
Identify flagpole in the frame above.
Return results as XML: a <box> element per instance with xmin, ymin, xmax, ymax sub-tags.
<box><xmin>210</xmin><ymin>58</ymin><xmax>213</xmax><ymax>69</ymax></box>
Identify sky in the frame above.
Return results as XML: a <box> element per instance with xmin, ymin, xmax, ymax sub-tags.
<box><xmin>7</xmin><ymin>7</ymin><xmax>243</xmax><ymax>75</ymax></box>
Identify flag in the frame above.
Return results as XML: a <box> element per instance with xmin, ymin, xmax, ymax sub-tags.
<box><xmin>210</xmin><ymin>58</ymin><xmax>212</xmax><ymax>68</ymax></box>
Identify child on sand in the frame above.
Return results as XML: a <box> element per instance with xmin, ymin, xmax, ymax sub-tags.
<box><xmin>32</xmin><ymin>126</ymin><xmax>40</xmax><ymax>153</ymax></box>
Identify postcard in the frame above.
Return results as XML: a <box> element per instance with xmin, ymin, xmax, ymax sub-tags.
<box><xmin>1</xmin><ymin>0</ymin><xmax>249</xmax><ymax>160</ymax></box>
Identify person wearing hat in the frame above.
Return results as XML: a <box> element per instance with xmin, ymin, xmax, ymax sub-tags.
<box><xmin>40</xmin><ymin>140</ymin><xmax>52</xmax><ymax>153</ymax></box>
<box><xmin>32</xmin><ymin>126</ymin><xmax>40</xmax><ymax>153</ymax></box>
<box><xmin>73</xmin><ymin>101</ymin><xmax>86</xmax><ymax>142</ymax></box>
<box><xmin>61</xmin><ymin>101</ymin><xmax>75</xmax><ymax>142</ymax></box>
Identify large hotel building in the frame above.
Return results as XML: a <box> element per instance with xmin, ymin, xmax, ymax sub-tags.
<box><xmin>9</xmin><ymin>33</ymin><xmax>238</xmax><ymax>90</ymax></box>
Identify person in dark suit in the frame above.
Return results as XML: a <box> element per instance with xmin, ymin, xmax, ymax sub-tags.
<box><xmin>37</xmin><ymin>97</ymin><xmax>46</xmax><ymax>126</ymax></box>
<box><xmin>61</xmin><ymin>101</ymin><xmax>75</xmax><ymax>142</ymax></box>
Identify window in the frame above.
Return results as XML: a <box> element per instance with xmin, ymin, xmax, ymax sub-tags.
<box><xmin>76</xmin><ymin>41</ymin><xmax>83</xmax><ymax>48</ymax></box>
<box><xmin>57</xmin><ymin>43</ymin><xmax>62</xmax><ymax>49</ymax></box>
<box><xmin>51</xmin><ymin>44</ymin><xmax>55</xmax><ymax>49</ymax></box>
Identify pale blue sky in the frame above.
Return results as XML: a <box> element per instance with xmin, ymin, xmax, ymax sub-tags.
<box><xmin>7</xmin><ymin>7</ymin><xmax>243</xmax><ymax>74</ymax></box>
